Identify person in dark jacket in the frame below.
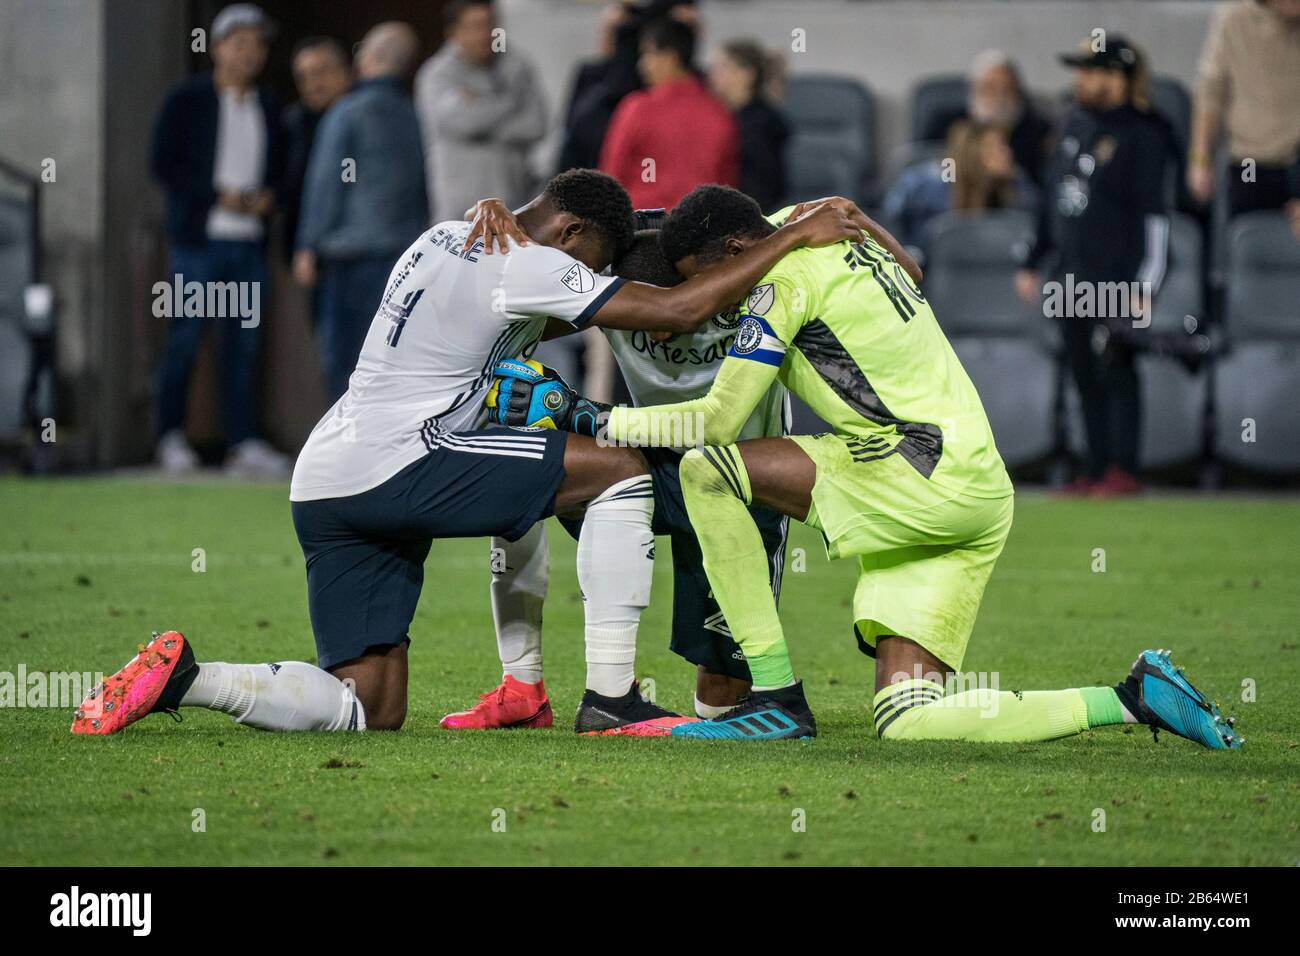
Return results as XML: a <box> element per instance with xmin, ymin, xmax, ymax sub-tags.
<box><xmin>556</xmin><ymin>0</ymin><xmax>696</xmax><ymax>173</ymax></box>
<box><xmin>148</xmin><ymin>2</ymin><xmax>289</xmax><ymax>477</ymax></box>
<box><xmin>293</xmin><ymin>21</ymin><xmax>428</xmax><ymax>402</ymax></box>
<box><xmin>280</xmin><ymin>36</ymin><xmax>351</xmax><ymax>264</ymax></box>
<box><xmin>1015</xmin><ymin>37</ymin><xmax>1171</xmax><ymax>497</ymax></box>
<box><xmin>708</xmin><ymin>39</ymin><xmax>790</xmax><ymax>212</ymax></box>
<box><xmin>921</xmin><ymin>50</ymin><xmax>1053</xmax><ymax>186</ymax></box>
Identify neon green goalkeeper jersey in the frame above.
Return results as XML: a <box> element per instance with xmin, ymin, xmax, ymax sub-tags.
<box><xmin>607</xmin><ymin>234</ymin><xmax>1013</xmax><ymax>500</ymax></box>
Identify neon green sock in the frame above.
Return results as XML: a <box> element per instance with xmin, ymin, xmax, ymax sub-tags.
<box><xmin>680</xmin><ymin>446</ymin><xmax>793</xmax><ymax>689</ymax></box>
<box><xmin>874</xmin><ymin>679</ymin><xmax>1093</xmax><ymax>742</ymax></box>
<box><xmin>1078</xmin><ymin>686</ymin><xmax>1125</xmax><ymax>727</ymax></box>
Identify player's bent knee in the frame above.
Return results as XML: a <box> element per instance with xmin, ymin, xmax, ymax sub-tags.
<box><xmin>365</xmin><ymin>700</ymin><xmax>407</xmax><ymax>731</ymax></box>
<box><xmin>608</xmin><ymin>445</ymin><xmax>649</xmax><ymax>485</ymax></box>
<box><xmin>679</xmin><ymin>447</ymin><xmax>729</xmax><ymax>500</ymax></box>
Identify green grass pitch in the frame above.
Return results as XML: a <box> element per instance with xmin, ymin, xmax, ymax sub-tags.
<box><xmin>1</xmin><ymin>477</ymin><xmax>1296</xmax><ymax>866</ymax></box>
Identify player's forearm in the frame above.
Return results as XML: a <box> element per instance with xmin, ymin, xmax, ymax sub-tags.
<box><xmin>654</xmin><ymin>226</ymin><xmax>804</xmax><ymax>333</ymax></box>
<box><xmin>605</xmin><ymin>358</ymin><xmax>770</xmax><ymax>448</ymax></box>
<box><xmin>607</xmin><ymin>394</ymin><xmax>745</xmax><ymax>449</ymax></box>
<box><xmin>862</xmin><ymin>214</ymin><xmax>923</xmax><ymax>286</ymax></box>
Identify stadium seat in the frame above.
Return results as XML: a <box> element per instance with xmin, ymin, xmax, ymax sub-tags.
<box><xmin>1149</xmin><ymin>75</ymin><xmax>1191</xmax><ymax>157</ymax></box>
<box><xmin>923</xmin><ymin>210</ymin><xmax>1058</xmax><ymax>466</ymax></box>
<box><xmin>0</xmin><ymin>194</ymin><xmax>32</xmax><ymax>436</ymax></box>
<box><xmin>909</xmin><ymin>74</ymin><xmax>967</xmax><ymax>143</ymax></box>
<box><xmin>783</xmin><ymin>74</ymin><xmax>877</xmax><ymax>205</ymax></box>
<box><xmin>923</xmin><ymin>210</ymin><xmax>1039</xmax><ymax>337</ymax></box>
<box><xmin>1137</xmin><ymin>212</ymin><xmax>1207</xmax><ymax>470</ymax></box>
<box><xmin>1138</xmin><ymin>355</ymin><xmax>1207</xmax><ymax>470</ymax></box>
<box><xmin>1147</xmin><ymin>212</ymin><xmax>1203</xmax><ymax>337</ymax></box>
<box><xmin>1222</xmin><ymin>212</ymin><xmax>1300</xmax><ymax>340</ymax></box>
<box><xmin>1213</xmin><ymin>344</ymin><xmax>1300</xmax><ymax>472</ymax></box>
<box><xmin>952</xmin><ymin>337</ymin><xmax>1058</xmax><ymax>467</ymax></box>
<box><xmin>1213</xmin><ymin>212</ymin><xmax>1300</xmax><ymax>472</ymax></box>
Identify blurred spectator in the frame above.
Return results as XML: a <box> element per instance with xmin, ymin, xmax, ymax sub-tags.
<box><xmin>882</xmin><ymin>119</ymin><xmax>1036</xmax><ymax>265</ymax></box>
<box><xmin>280</xmin><ymin>37</ymin><xmax>351</xmax><ymax>263</ymax></box>
<box><xmin>294</xmin><ymin>22</ymin><xmax>427</xmax><ymax>401</ymax></box>
<box><xmin>415</xmin><ymin>0</ymin><xmax>547</xmax><ymax>222</ymax></box>
<box><xmin>1188</xmin><ymin>0</ymin><xmax>1300</xmax><ymax>223</ymax></box>
<box><xmin>557</xmin><ymin>1</ymin><xmax>695</xmax><ymax>174</ymax></box>
<box><xmin>599</xmin><ymin>16</ymin><xmax>738</xmax><ymax>209</ymax></box>
<box><xmin>148</xmin><ymin>2</ymin><xmax>288</xmax><ymax>477</ymax></box>
<box><xmin>1017</xmin><ymin>37</ymin><xmax>1170</xmax><ymax>497</ymax></box>
<box><xmin>708</xmin><ymin>40</ymin><xmax>789</xmax><ymax>212</ymax></box>
<box><xmin>921</xmin><ymin>50</ymin><xmax>1052</xmax><ymax>186</ymax></box>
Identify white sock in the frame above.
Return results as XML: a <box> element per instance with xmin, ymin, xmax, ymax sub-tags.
<box><xmin>180</xmin><ymin>661</ymin><xmax>365</xmax><ymax>731</ymax></box>
<box><xmin>491</xmin><ymin>523</ymin><xmax>547</xmax><ymax>685</ymax></box>
<box><xmin>578</xmin><ymin>475</ymin><xmax>655</xmax><ymax>698</ymax></box>
<box><xmin>695</xmin><ymin>696</ymin><xmax>737</xmax><ymax>719</ymax></box>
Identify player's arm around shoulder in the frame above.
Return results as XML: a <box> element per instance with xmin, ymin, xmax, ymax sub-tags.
<box><xmin>590</xmin><ymin>204</ymin><xmax>859</xmax><ymax>335</ymax></box>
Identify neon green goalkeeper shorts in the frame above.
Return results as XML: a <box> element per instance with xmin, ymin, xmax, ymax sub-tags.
<box><xmin>788</xmin><ymin>433</ymin><xmax>1014</xmax><ymax>672</ymax></box>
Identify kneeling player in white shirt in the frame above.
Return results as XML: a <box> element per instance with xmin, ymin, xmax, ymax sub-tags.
<box><xmin>444</xmin><ymin>225</ymin><xmax>792</xmax><ymax>731</ymax></box>
<box><xmin>72</xmin><ymin>171</ymin><xmax>863</xmax><ymax>736</ymax></box>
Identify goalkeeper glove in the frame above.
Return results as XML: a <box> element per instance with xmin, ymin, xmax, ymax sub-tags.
<box><xmin>486</xmin><ymin>359</ymin><xmax>609</xmax><ymax>437</ymax></box>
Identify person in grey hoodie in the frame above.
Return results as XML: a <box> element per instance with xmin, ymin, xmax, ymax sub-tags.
<box><xmin>415</xmin><ymin>0</ymin><xmax>547</xmax><ymax>223</ymax></box>
<box><xmin>294</xmin><ymin>21</ymin><xmax>428</xmax><ymax>401</ymax></box>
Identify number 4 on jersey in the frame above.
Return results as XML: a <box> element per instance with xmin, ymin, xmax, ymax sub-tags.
<box><xmin>385</xmin><ymin>289</ymin><xmax>425</xmax><ymax>348</ymax></box>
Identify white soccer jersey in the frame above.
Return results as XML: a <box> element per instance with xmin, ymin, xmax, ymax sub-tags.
<box><xmin>604</xmin><ymin>307</ymin><xmax>790</xmax><ymax>442</ymax></box>
<box><xmin>291</xmin><ymin>221</ymin><xmax>625</xmax><ymax>501</ymax></box>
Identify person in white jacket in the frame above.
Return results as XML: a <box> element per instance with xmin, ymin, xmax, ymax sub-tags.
<box><xmin>415</xmin><ymin>0</ymin><xmax>548</xmax><ymax>223</ymax></box>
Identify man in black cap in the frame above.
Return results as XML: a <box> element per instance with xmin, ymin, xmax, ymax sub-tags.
<box><xmin>1015</xmin><ymin>35</ymin><xmax>1171</xmax><ymax>497</ymax></box>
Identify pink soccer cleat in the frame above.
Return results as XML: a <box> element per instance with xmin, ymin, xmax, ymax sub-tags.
<box><xmin>71</xmin><ymin>630</ymin><xmax>197</xmax><ymax>735</ymax></box>
<box><xmin>440</xmin><ymin>674</ymin><xmax>553</xmax><ymax>730</ymax></box>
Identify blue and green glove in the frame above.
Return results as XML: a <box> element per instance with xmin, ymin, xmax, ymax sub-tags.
<box><xmin>486</xmin><ymin>359</ymin><xmax>610</xmax><ymax>437</ymax></box>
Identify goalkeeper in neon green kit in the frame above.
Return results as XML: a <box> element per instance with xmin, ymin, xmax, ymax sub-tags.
<box><xmin>489</xmin><ymin>186</ymin><xmax>1240</xmax><ymax>749</ymax></box>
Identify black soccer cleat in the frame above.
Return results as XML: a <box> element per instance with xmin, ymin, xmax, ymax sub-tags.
<box><xmin>670</xmin><ymin>680</ymin><xmax>817</xmax><ymax>740</ymax></box>
<box><xmin>573</xmin><ymin>681</ymin><xmax>681</xmax><ymax>733</ymax></box>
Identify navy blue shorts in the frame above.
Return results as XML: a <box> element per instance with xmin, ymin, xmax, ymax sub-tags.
<box><xmin>291</xmin><ymin>427</ymin><xmax>568</xmax><ymax>669</ymax></box>
<box><xmin>562</xmin><ymin>447</ymin><xmax>788</xmax><ymax>681</ymax></box>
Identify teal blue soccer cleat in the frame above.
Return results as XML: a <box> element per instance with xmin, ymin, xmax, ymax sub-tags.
<box><xmin>670</xmin><ymin>681</ymin><xmax>816</xmax><ymax>741</ymax></box>
<box><xmin>1121</xmin><ymin>649</ymin><xmax>1242</xmax><ymax>749</ymax></box>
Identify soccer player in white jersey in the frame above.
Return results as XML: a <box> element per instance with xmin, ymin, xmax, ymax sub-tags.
<box><xmin>443</xmin><ymin>224</ymin><xmax>793</xmax><ymax>730</ymax></box>
<box><xmin>71</xmin><ymin>171</ymin><xmax>863</xmax><ymax>736</ymax></box>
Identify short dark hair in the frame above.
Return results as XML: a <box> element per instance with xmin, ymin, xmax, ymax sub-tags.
<box><xmin>292</xmin><ymin>35</ymin><xmax>348</xmax><ymax>65</ymax></box>
<box><xmin>641</xmin><ymin>17</ymin><xmax>695</xmax><ymax>68</ymax></box>
<box><xmin>544</xmin><ymin>169</ymin><xmax>636</xmax><ymax>261</ymax></box>
<box><xmin>613</xmin><ymin>230</ymin><xmax>683</xmax><ymax>287</ymax></box>
<box><xmin>659</xmin><ymin>185</ymin><xmax>775</xmax><ymax>265</ymax></box>
<box><xmin>445</xmin><ymin>0</ymin><xmax>492</xmax><ymax>30</ymax></box>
